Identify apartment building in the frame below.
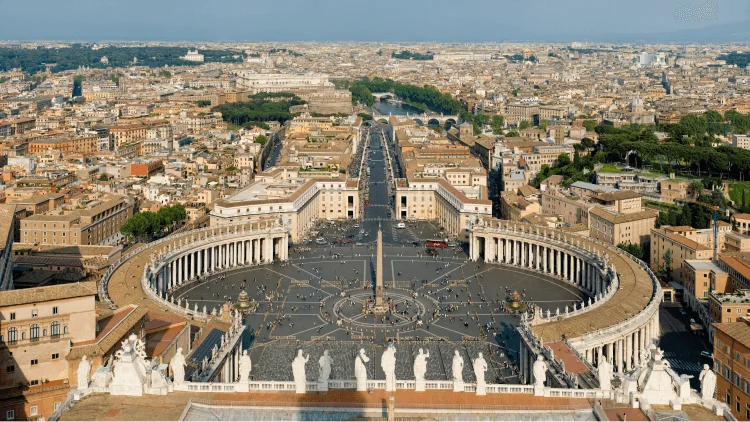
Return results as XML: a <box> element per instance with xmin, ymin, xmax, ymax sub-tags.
<box><xmin>20</xmin><ymin>196</ymin><xmax>134</xmax><ymax>246</ymax></box>
<box><xmin>108</xmin><ymin>123</ymin><xmax>148</xmax><ymax>148</ymax></box>
<box><xmin>0</xmin><ymin>282</ymin><xmax>97</xmax><ymax>420</ymax></box>
<box><xmin>589</xmin><ymin>207</ymin><xmax>658</xmax><ymax>247</ymax></box>
<box><xmin>733</xmin><ymin>134</ymin><xmax>750</xmax><ymax>151</ymax></box>
<box><xmin>650</xmin><ymin>226</ymin><xmax>714</xmax><ymax>284</ymax></box>
<box><xmin>713</xmin><ymin>321</ymin><xmax>750</xmax><ymax>420</ymax></box>
<box><xmin>683</xmin><ymin>260</ymin><xmax>728</xmax><ymax>325</ymax></box>
<box><xmin>0</xmin><ymin>206</ymin><xmax>14</xmax><ymax>290</ymax></box>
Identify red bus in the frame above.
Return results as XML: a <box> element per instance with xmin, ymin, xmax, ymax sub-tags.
<box><xmin>425</xmin><ymin>239</ymin><xmax>448</xmax><ymax>249</ymax></box>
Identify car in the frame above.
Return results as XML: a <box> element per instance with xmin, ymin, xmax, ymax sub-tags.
<box><xmin>700</xmin><ymin>351</ymin><xmax>713</xmax><ymax>359</ymax></box>
<box><xmin>356</xmin><ymin>242</ymin><xmax>363</xmax><ymax>246</ymax></box>
<box><xmin>396</xmin><ymin>222</ymin><xmax>406</xmax><ymax>229</ymax></box>
<box><xmin>679</xmin><ymin>309</ymin><xmax>687</xmax><ymax>315</ymax></box>
<box><xmin>315</xmin><ymin>238</ymin><xmax>327</xmax><ymax>245</ymax></box>
<box><xmin>354</xmin><ymin>224</ymin><xmax>359</xmax><ymax>228</ymax></box>
<box><xmin>690</xmin><ymin>318</ymin><xmax>696</xmax><ymax>324</ymax></box>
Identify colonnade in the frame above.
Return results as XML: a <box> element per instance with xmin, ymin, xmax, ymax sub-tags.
<box><xmin>469</xmin><ymin>220</ymin><xmax>661</xmax><ymax>382</ymax></box>
<box><xmin>150</xmin><ymin>234</ymin><xmax>288</xmax><ymax>298</ymax></box>
<box><xmin>470</xmin><ymin>234</ymin><xmax>606</xmax><ymax>296</ymax></box>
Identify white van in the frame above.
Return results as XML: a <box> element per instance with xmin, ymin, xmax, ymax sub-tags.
<box><xmin>396</xmin><ymin>222</ymin><xmax>406</xmax><ymax>229</ymax></box>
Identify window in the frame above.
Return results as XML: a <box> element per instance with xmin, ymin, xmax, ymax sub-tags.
<box><xmin>52</xmin><ymin>306</ymin><xmax>58</xmax><ymax>315</ymax></box>
<box><xmin>9</xmin><ymin>312</ymin><xmax>15</xmax><ymax>321</ymax></box>
<box><xmin>31</xmin><ymin>309</ymin><xmax>37</xmax><ymax>318</ymax></box>
<box><xmin>6</xmin><ymin>410</ymin><xmax>14</xmax><ymax>420</ymax></box>
<box><xmin>5</xmin><ymin>365</ymin><xmax>14</xmax><ymax>374</ymax></box>
<box><xmin>29</xmin><ymin>324</ymin><xmax>39</xmax><ymax>340</ymax></box>
<box><xmin>29</xmin><ymin>380</ymin><xmax>38</xmax><ymax>386</ymax></box>
<box><xmin>29</xmin><ymin>406</ymin><xmax>37</xmax><ymax>416</ymax></box>
<box><xmin>738</xmin><ymin>352</ymin><xmax>742</xmax><ymax>361</ymax></box>
<box><xmin>7</xmin><ymin>327</ymin><xmax>16</xmax><ymax>343</ymax></box>
<box><xmin>51</xmin><ymin>321</ymin><xmax>60</xmax><ymax>337</ymax></box>
<box><xmin>30</xmin><ymin>359</ymin><xmax>38</xmax><ymax>366</ymax></box>
<box><xmin>51</xmin><ymin>353</ymin><xmax>59</xmax><ymax>360</ymax></box>
<box><xmin>735</xmin><ymin>372</ymin><xmax>742</xmax><ymax>387</ymax></box>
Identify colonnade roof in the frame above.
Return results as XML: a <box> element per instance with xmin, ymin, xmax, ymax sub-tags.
<box><xmin>532</xmin><ymin>248</ymin><xmax>653</xmax><ymax>341</ymax></box>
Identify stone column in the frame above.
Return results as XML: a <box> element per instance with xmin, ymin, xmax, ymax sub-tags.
<box><xmin>254</xmin><ymin>238</ymin><xmax>260</xmax><ymax>263</ymax></box>
<box><xmin>520</xmin><ymin>345</ymin><xmax>526</xmax><ymax>384</ymax></box>
<box><xmin>625</xmin><ymin>332</ymin><xmax>632</xmax><ymax>371</ymax></box>
<box><xmin>520</xmin><ymin>241</ymin><xmax>525</xmax><ymax>267</ymax></box>
<box><xmin>171</xmin><ymin>262</ymin><xmax>176</xmax><ymax>287</ymax></box>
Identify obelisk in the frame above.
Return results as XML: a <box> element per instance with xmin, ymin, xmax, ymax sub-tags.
<box><xmin>374</xmin><ymin>222</ymin><xmax>386</xmax><ymax>313</ymax></box>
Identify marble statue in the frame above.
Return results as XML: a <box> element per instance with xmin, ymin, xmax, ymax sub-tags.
<box><xmin>598</xmin><ymin>356</ymin><xmax>612</xmax><ymax>391</ymax></box>
<box><xmin>473</xmin><ymin>353</ymin><xmax>488</xmax><ymax>396</ymax></box>
<box><xmin>318</xmin><ymin>350</ymin><xmax>333</xmax><ymax>384</ymax></box>
<box><xmin>77</xmin><ymin>355</ymin><xmax>92</xmax><ymax>390</ymax></box>
<box><xmin>381</xmin><ymin>344</ymin><xmax>397</xmax><ymax>392</ymax></box>
<box><xmin>452</xmin><ymin>350</ymin><xmax>464</xmax><ymax>383</ymax></box>
<box><xmin>533</xmin><ymin>356</ymin><xmax>548</xmax><ymax>389</ymax></box>
<box><xmin>355</xmin><ymin>348</ymin><xmax>370</xmax><ymax>392</ymax></box>
<box><xmin>413</xmin><ymin>348</ymin><xmax>430</xmax><ymax>382</ymax></box>
<box><xmin>169</xmin><ymin>348</ymin><xmax>187</xmax><ymax>385</ymax></box>
<box><xmin>292</xmin><ymin>349</ymin><xmax>309</xmax><ymax>394</ymax></box>
<box><xmin>239</xmin><ymin>350</ymin><xmax>252</xmax><ymax>382</ymax></box>
<box><xmin>699</xmin><ymin>364</ymin><xmax>716</xmax><ymax>401</ymax></box>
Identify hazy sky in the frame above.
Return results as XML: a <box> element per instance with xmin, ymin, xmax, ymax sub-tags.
<box><xmin>0</xmin><ymin>0</ymin><xmax>748</xmax><ymax>42</ymax></box>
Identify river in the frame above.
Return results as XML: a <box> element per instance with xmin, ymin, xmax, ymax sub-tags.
<box><xmin>372</xmin><ymin>100</ymin><xmax>425</xmax><ymax>116</ymax></box>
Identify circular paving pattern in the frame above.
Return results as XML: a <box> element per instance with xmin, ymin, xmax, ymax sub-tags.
<box><xmin>326</xmin><ymin>288</ymin><xmax>435</xmax><ymax>329</ymax></box>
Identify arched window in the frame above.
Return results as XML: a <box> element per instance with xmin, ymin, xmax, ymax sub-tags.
<box><xmin>63</xmin><ymin>326</ymin><xmax>68</xmax><ymax>334</ymax></box>
<box><xmin>30</xmin><ymin>324</ymin><xmax>39</xmax><ymax>340</ymax></box>
<box><xmin>7</xmin><ymin>327</ymin><xmax>17</xmax><ymax>342</ymax></box>
<box><xmin>51</xmin><ymin>321</ymin><xmax>60</xmax><ymax>337</ymax></box>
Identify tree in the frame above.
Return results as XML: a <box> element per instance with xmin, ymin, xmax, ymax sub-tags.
<box><xmin>539</xmin><ymin>119</ymin><xmax>549</xmax><ymax>132</ymax></box>
<box><xmin>662</xmin><ymin>248</ymin><xmax>673</xmax><ymax>280</ymax></box>
<box><xmin>518</xmin><ymin>121</ymin><xmax>531</xmax><ymax>130</ymax></box>
<box><xmin>617</xmin><ymin>242</ymin><xmax>644</xmax><ymax>260</ymax></box>
<box><xmin>582</xmin><ymin>120</ymin><xmax>597</xmax><ymax>132</ymax></box>
<box><xmin>556</xmin><ymin>153</ymin><xmax>571</xmax><ymax>167</ymax></box>
<box><xmin>688</xmin><ymin>181</ymin><xmax>704</xmax><ymax>197</ymax></box>
<box><xmin>491</xmin><ymin>115</ymin><xmax>505</xmax><ymax>135</ymax></box>
<box><xmin>98</xmin><ymin>173</ymin><xmax>109</xmax><ymax>182</ymax></box>
<box><xmin>256</xmin><ymin>135</ymin><xmax>267</xmax><ymax>146</ymax></box>
<box><xmin>678</xmin><ymin>203</ymin><xmax>693</xmax><ymax>226</ymax></box>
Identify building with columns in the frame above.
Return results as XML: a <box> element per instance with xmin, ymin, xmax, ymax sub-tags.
<box><xmin>210</xmin><ymin>172</ymin><xmax>359</xmax><ymax>243</ymax></box>
<box><xmin>470</xmin><ymin>218</ymin><xmax>661</xmax><ymax>383</ymax></box>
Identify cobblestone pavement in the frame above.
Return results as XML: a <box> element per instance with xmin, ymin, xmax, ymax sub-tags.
<box><xmin>173</xmin><ymin>244</ymin><xmax>587</xmax><ymax>383</ymax></box>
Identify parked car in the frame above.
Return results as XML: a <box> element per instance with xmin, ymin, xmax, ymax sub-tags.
<box><xmin>700</xmin><ymin>351</ymin><xmax>713</xmax><ymax>359</ymax></box>
<box><xmin>679</xmin><ymin>309</ymin><xmax>687</xmax><ymax>315</ymax></box>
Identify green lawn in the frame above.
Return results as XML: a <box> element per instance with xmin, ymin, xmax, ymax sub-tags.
<box><xmin>729</xmin><ymin>182</ymin><xmax>750</xmax><ymax>206</ymax></box>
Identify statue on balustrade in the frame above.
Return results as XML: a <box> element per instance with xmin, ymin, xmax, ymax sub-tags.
<box><xmin>699</xmin><ymin>363</ymin><xmax>716</xmax><ymax>401</ymax></box>
<box><xmin>381</xmin><ymin>343</ymin><xmax>397</xmax><ymax>392</ymax></box>
<box><xmin>413</xmin><ymin>348</ymin><xmax>430</xmax><ymax>382</ymax></box>
<box><xmin>77</xmin><ymin>355</ymin><xmax>92</xmax><ymax>390</ymax></box>
<box><xmin>473</xmin><ymin>352</ymin><xmax>488</xmax><ymax>395</ymax></box>
<box><xmin>239</xmin><ymin>350</ymin><xmax>252</xmax><ymax>383</ymax></box>
<box><xmin>355</xmin><ymin>348</ymin><xmax>370</xmax><ymax>391</ymax></box>
<box><xmin>533</xmin><ymin>356</ymin><xmax>548</xmax><ymax>389</ymax></box>
<box><xmin>169</xmin><ymin>348</ymin><xmax>187</xmax><ymax>385</ymax></box>
<box><xmin>452</xmin><ymin>350</ymin><xmax>464</xmax><ymax>383</ymax></box>
<box><xmin>318</xmin><ymin>350</ymin><xmax>333</xmax><ymax>384</ymax></box>
<box><xmin>292</xmin><ymin>349</ymin><xmax>309</xmax><ymax>394</ymax></box>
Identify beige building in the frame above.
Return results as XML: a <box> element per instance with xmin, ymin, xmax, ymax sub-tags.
<box><xmin>0</xmin><ymin>282</ymin><xmax>97</xmax><ymax>388</ymax></box>
<box><xmin>650</xmin><ymin>226</ymin><xmax>714</xmax><ymax>283</ymax></box>
<box><xmin>733</xmin><ymin>134</ymin><xmax>750</xmax><ymax>150</ymax></box>
<box><xmin>20</xmin><ymin>196</ymin><xmax>134</xmax><ymax>246</ymax></box>
<box><xmin>210</xmin><ymin>169</ymin><xmax>359</xmax><ymax>242</ymax></box>
<box><xmin>588</xmin><ymin>207</ymin><xmax>657</xmax><ymax>247</ymax></box>
<box><xmin>0</xmin><ymin>205</ymin><xmax>14</xmax><ymax>290</ymax></box>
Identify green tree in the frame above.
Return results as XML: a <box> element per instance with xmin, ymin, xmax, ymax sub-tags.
<box><xmin>491</xmin><ymin>115</ymin><xmax>505</xmax><ymax>135</ymax></box>
<box><xmin>662</xmin><ymin>248</ymin><xmax>673</xmax><ymax>280</ymax></box>
<box><xmin>582</xmin><ymin>120</ymin><xmax>598</xmax><ymax>132</ymax></box>
<box><xmin>256</xmin><ymin>135</ymin><xmax>268</xmax><ymax>146</ymax></box>
<box><xmin>617</xmin><ymin>242</ymin><xmax>644</xmax><ymax>260</ymax></box>
<box><xmin>539</xmin><ymin>119</ymin><xmax>549</xmax><ymax>131</ymax></box>
<box><xmin>518</xmin><ymin>121</ymin><xmax>531</xmax><ymax>130</ymax></box>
